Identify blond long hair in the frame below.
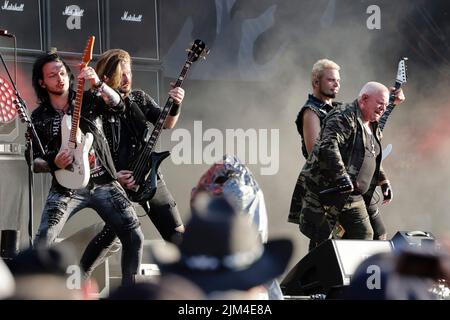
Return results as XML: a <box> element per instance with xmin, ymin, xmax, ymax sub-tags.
<box><xmin>95</xmin><ymin>49</ymin><xmax>131</xmax><ymax>93</ymax></box>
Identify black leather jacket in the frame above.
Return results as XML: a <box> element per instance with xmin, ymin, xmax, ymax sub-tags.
<box><xmin>30</xmin><ymin>90</ymin><xmax>124</xmax><ymax>189</ymax></box>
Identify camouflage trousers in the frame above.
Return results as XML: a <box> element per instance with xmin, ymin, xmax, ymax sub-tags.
<box><xmin>300</xmin><ymin>194</ymin><xmax>374</xmax><ymax>251</ymax></box>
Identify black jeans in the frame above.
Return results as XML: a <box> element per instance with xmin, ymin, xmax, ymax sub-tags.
<box><xmin>34</xmin><ymin>181</ymin><xmax>144</xmax><ymax>286</ymax></box>
<box><xmin>80</xmin><ymin>179</ymin><xmax>183</xmax><ymax>278</ymax></box>
<box><xmin>367</xmin><ymin>191</ymin><xmax>387</xmax><ymax>240</ymax></box>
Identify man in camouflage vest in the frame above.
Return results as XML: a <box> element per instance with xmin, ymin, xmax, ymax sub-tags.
<box><xmin>290</xmin><ymin>82</ymin><xmax>394</xmax><ymax>249</ymax></box>
<box><xmin>290</xmin><ymin>59</ymin><xmax>404</xmax><ymax>247</ymax></box>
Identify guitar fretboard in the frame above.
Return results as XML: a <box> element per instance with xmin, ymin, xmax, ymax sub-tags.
<box><xmin>69</xmin><ymin>77</ymin><xmax>85</xmax><ymax>147</ymax></box>
<box><xmin>378</xmin><ymin>81</ymin><xmax>401</xmax><ymax>131</ymax></box>
<box><xmin>138</xmin><ymin>61</ymin><xmax>192</xmax><ymax>160</ymax></box>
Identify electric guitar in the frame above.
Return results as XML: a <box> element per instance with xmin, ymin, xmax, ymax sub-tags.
<box><xmin>55</xmin><ymin>36</ymin><xmax>95</xmax><ymax>189</ymax></box>
<box><xmin>127</xmin><ymin>39</ymin><xmax>209</xmax><ymax>202</ymax></box>
<box><xmin>379</xmin><ymin>57</ymin><xmax>408</xmax><ymax>131</ymax></box>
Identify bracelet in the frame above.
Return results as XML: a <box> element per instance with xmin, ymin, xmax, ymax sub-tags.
<box><xmin>169</xmin><ymin>103</ymin><xmax>181</xmax><ymax>116</ymax></box>
<box><xmin>93</xmin><ymin>80</ymin><xmax>103</xmax><ymax>89</ymax></box>
<box><xmin>95</xmin><ymin>82</ymin><xmax>106</xmax><ymax>95</ymax></box>
<box><xmin>93</xmin><ymin>80</ymin><xmax>104</xmax><ymax>94</ymax></box>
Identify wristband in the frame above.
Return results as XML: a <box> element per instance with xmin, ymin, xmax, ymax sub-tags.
<box><xmin>169</xmin><ymin>103</ymin><xmax>181</xmax><ymax>116</ymax></box>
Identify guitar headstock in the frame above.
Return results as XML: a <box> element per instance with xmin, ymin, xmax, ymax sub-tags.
<box><xmin>81</xmin><ymin>36</ymin><xmax>95</xmax><ymax>66</ymax></box>
<box><xmin>396</xmin><ymin>57</ymin><xmax>408</xmax><ymax>85</ymax></box>
<box><xmin>186</xmin><ymin>39</ymin><xmax>210</xmax><ymax>63</ymax></box>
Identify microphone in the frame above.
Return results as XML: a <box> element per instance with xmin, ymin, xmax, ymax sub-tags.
<box><xmin>0</xmin><ymin>29</ymin><xmax>14</xmax><ymax>38</ymax></box>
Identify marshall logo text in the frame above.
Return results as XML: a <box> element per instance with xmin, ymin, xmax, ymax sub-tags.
<box><xmin>62</xmin><ymin>5</ymin><xmax>84</xmax><ymax>17</ymax></box>
<box><xmin>1</xmin><ymin>0</ymin><xmax>24</xmax><ymax>11</ymax></box>
<box><xmin>121</xmin><ymin>11</ymin><xmax>143</xmax><ymax>23</ymax></box>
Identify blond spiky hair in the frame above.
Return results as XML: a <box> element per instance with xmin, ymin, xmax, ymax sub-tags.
<box><xmin>311</xmin><ymin>59</ymin><xmax>340</xmax><ymax>85</ymax></box>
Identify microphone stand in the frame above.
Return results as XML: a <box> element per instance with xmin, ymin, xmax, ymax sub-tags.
<box><xmin>0</xmin><ymin>41</ymin><xmax>45</xmax><ymax>248</ymax></box>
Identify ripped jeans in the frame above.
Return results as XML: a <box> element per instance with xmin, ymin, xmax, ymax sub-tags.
<box><xmin>34</xmin><ymin>180</ymin><xmax>144</xmax><ymax>285</ymax></box>
<box><xmin>80</xmin><ymin>178</ymin><xmax>183</xmax><ymax>277</ymax></box>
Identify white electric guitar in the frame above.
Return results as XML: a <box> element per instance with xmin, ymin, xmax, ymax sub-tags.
<box><xmin>55</xmin><ymin>36</ymin><xmax>95</xmax><ymax>189</ymax></box>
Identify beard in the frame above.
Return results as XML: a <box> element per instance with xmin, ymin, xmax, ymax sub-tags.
<box><xmin>119</xmin><ymin>88</ymin><xmax>131</xmax><ymax>95</ymax></box>
<box><xmin>47</xmin><ymin>87</ymin><xmax>66</xmax><ymax>96</ymax></box>
<box><xmin>119</xmin><ymin>81</ymin><xmax>131</xmax><ymax>95</ymax></box>
<box><xmin>321</xmin><ymin>89</ymin><xmax>336</xmax><ymax>99</ymax></box>
<box><xmin>119</xmin><ymin>83</ymin><xmax>131</xmax><ymax>95</ymax></box>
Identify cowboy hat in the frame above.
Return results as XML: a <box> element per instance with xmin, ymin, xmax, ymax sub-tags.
<box><xmin>151</xmin><ymin>196</ymin><xmax>293</xmax><ymax>294</ymax></box>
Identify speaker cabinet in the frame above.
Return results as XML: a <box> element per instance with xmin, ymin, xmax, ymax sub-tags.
<box><xmin>47</xmin><ymin>0</ymin><xmax>102</xmax><ymax>54</ymax></box>
<box><xmin>0</xmin><ymin>0</ymin><xmax>43</xmax><ymax>51</ymax></box>
<box><xmin>0</xmin><ymin>230</ymin><xmax>20</xmax><ymax>259</ymax></box>
<box><xmin>104</xmin><ymin>0</ymin><xmax>159</xmax><ymax>60</ymax></box>
<box><xmin>281</xmin><ymin>239</ymin><xmax>393</xmax><ymax>296</ymax></box>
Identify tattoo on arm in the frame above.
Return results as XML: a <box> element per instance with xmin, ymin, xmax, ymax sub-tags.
<box><xmin>99</xmin><ymin>84</ymin><xmax>121</xmax><ymax>107</ymax></box>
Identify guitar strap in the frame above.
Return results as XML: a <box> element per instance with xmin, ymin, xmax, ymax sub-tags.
<box><xmin>117</xmin><ymin>97</ymin><xmax>152</xmax><ymax>163</ymax></box>
<box><xmin>126</xmin><ymin>98</ymin><xmax>148</xmax><ymax>139</ymax></box>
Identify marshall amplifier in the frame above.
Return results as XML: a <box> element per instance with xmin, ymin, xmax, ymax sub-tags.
<box><xmin>0</xmin><ymin>0</ymin><xmax>43</xmax><ymax>51</ymax></box>
<box><xmin>104</xmin><ymin>0</ymin><xmax>158</xmax><ymax>60</ymax></box>
<box><xmin>47</xmin><ymin>0</ymin><xmax>101</xmax><ymax>54</ymax></box>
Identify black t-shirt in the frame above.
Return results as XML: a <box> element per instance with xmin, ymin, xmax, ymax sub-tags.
<box><xmin>355</xmin><ymin>126</ymin><xmax>380</xmax><ymax>194</ymax></box>
<box><xmin>88</xmin><ymin>117</ymin><xmax>110</xmax><ymax>184</ymax></box>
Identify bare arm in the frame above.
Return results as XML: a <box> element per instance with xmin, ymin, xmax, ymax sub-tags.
<box><xmin>302</xmin><ymin>109</ymin><xmax>322</xmax><ymax>155</ymax></box>
<box><xmin>164</xmin><ymin>113</ymin><xmax>180</xmax><ymax>129</ymax></box>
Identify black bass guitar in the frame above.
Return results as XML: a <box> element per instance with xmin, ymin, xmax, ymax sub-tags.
<box><xmin>127</xmin><ymin>39</ymin><xmax>209</xmax><ymax>202</ymax></box>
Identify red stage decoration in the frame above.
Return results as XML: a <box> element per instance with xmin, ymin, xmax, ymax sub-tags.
<box><xmin>0</xmin><ymin>75</ymin><xmax>17</xmax><ymax>124</ymax></box>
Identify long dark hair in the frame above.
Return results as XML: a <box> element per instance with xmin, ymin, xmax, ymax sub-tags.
<box><xmin>32</xmin><ymin>52</ymin><xmax>75</xmax><ymax>104</ymax></box>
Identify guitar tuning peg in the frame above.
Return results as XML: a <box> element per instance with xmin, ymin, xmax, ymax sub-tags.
<box><xmin>200</xmin><ymin>49</ymin><xmax>210</xmax><ymax>59</ymax></box>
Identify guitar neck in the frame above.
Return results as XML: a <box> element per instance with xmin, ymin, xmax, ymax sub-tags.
<box><xmin>379</xmin><ymin>81</ymin><xmax>401</xmax><ymax>131</ymax></box>
<box><xmin>144</xmin><ymin>60</ymin><xmax>192</xmax><ymax>153</ymax></box>
<box><xmin>69</xmin><ymin>78</ymin><xmax>85</xmax><ymax>145</ymax></box>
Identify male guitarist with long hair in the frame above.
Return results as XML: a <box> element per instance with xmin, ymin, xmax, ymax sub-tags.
<box><xmin>79</xmin><ymin>49</ymin><xmax>186</xmax><ymax>278</ymax></box>
<box><xmin>30</xmin><ymin>51</ymin><xmax>144</xmax><ymax>286</ymax></box>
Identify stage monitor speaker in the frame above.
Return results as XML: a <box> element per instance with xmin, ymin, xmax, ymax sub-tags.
<box><xmin>0</xmin><ymin>230</ymin><xmax>20</xmax><ymax>260</ymax></box>
<box><xmin>281</xmin><ymin>239</ymin><xmax>393</xmax><ymax>296</ymax></box>
<box><xmin>391</xmin><ymin>231</ymin><xmax>435</xmax><ymax>250</ymax></box>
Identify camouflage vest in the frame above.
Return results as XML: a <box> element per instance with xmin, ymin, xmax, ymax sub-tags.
<box><xmin>289</xmin><ymin>100</ymin><xmax>384</xmax><ymax>228</ymax></box>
